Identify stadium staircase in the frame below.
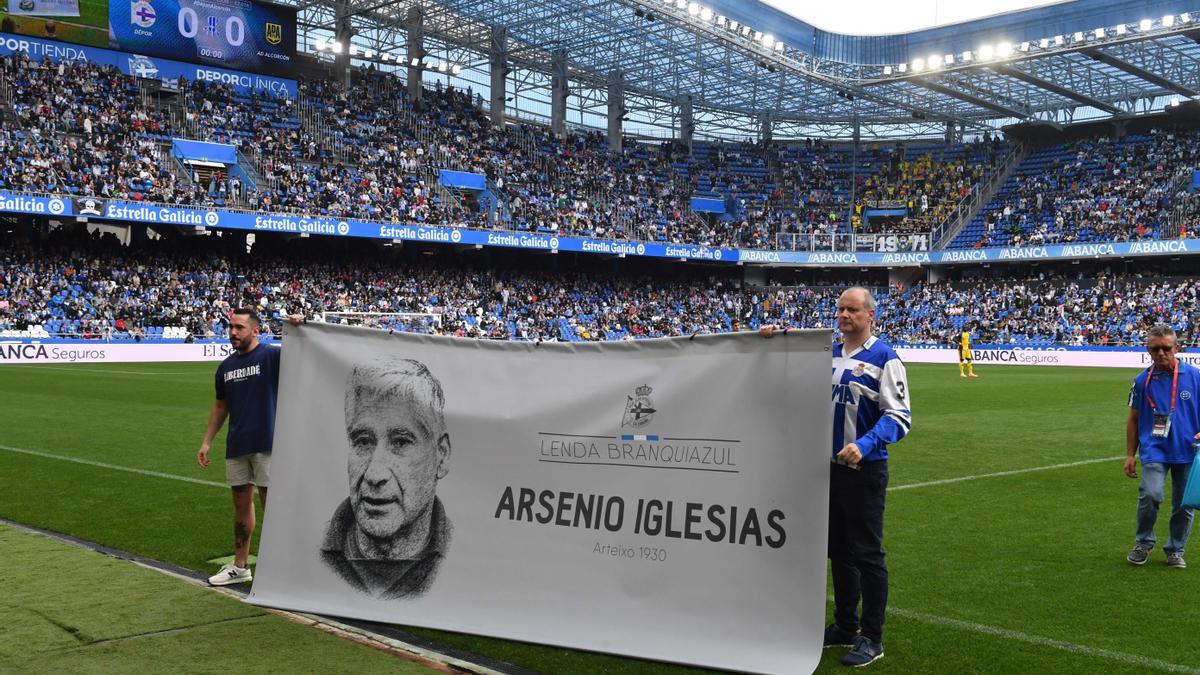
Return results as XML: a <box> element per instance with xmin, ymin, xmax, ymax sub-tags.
<box><xmin>233</xmin><ymin>149</ymin><xmax>262</xmax><ymax>192</ymax></box>
<box><xmin>930</xmin><ymin>141</ymin><xmax>1028</xmax><ymax>249</ymax></box>
<box><xmin>0</xmin><ymin>77</ymin><xmax>10</xmax><ymax>125</ymax></box>
<box><xmin>483</xmin><ymin>177</ymin><xmax>512</xmax><ymax>223</ymax></box>
<box><xmin>297</xmin><ymin>94</ymin><xmax>352</xmax><ymax>163</ymax></box>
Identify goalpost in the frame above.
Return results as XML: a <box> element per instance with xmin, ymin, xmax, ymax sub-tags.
<box><xmin>320</xmin><ymin>311</ymin><xmax>443</xmax><ymax>333</ymax></box>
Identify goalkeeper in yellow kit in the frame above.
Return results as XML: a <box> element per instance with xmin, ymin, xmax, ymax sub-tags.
<box><xmin>955</xmin><ymin>330</ymin><xmax>978</xmax><ymax>378</ymax></box>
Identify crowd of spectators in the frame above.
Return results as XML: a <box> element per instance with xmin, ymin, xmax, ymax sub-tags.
<box><xmin>0</xmin><ymin>54</ymin><xmax>215</xmax><ymax>206</ymax></box>
<box><xmin>965</xmin><ymin>128</ymin><xmax>1200</xmax><ymax>248</ymax></box>
<box><xmin>882</xmin><ymin>273</ymin><xmax>1199</xmax><ymax>346</ymax></box>
<box><xmin>7</xmin><ymin>52</ymin><xmax>1200</xmax><ymax>251</ymax></box>
<box><xmin>855</xmin><ymin>140</ymin><xmax>999</xmax><ymax>235</ymax></box>
<box><xmin>0</xmin><ymin>55</ymin><xmax>1014</xmax><ymax>251</ymax></box>
<box><xmin>2</xmin><ymin>229</ymin><xmax>1196</xmax><ymax>347</ymax></box>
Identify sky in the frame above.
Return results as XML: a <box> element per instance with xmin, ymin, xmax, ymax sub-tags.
<box><xmin>761</xmin><ymin>0</ymin><xmax>1071</xmax><ymax>35</ymax></box>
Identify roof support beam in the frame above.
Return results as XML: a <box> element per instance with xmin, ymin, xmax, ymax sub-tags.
<box><xmin>1083</xmin><ymin>48</ymin><xmax>1198</xmax><ymax>98</ymax></box>
<box><xmin>993</xmin><ymin>64</ymin><xmax>1123</xmax><ymax>115</ymax></box>
<box><xmin>911</xmin><ymin>78</ymin><xmax>1030</xmax><ymax>119</ymax></box>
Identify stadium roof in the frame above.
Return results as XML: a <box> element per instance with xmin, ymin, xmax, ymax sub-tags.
<box><xmin>290</xmin><ymin>0</ymin><xmax>1200</xmax><ymax>140</ymax></box>
<box><xmin>761</xmin><ymin>0</ymin><xmax>1068</xmax><ymax>36</ymax></box>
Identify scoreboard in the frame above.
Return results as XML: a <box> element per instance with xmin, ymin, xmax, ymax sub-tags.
<box><xmin>1</xmin><ymin>0</ymin><xmax>296</xmax><ymax>77</ymax></box>
<box><xmin>111</xmin><ymin>0</ymin><xmax>296</xmax><ymax>77</ymax></box>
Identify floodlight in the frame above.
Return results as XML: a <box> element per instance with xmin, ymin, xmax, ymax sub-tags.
<box><xmin>741</xmin><ymin>26</ymin><xmax>751</xmax><ymax>36</ymax></box>
<box><xmin>438</xmin><ymin>62</ymin><xmax>448</xmax><ymax>72</ymax></box>
<box><xmin>763</xmin><ymin>34</ymin><xmax>775</xmax><ymax>48</ymax></box>
<box><xmin>1039</xmin><ymin>38</ymin><xmax>1050</xmax><ymax>48</ymax></box>
<box><xmin>1139</xmin><ymin>19</ymin><xmax>1152</xmax><ymax>31</ymax></box>
<box><xmin>715</xmin><ymin>15</ymin><xmax>726</xmax><ymax>26</ymax></box>
<box><xmin>961</xmin><ymin>50</ymin><xmax>973</xmax><ymax>61</ymax></box>
<box><xmin>700</xmin><ymin>7</ymin><xmax>712</xmax><ymax>21</ymax></box>
<box><xmin>330</xmin><ymin>41</ymin><xmax>342</xmax><ymax>54</ymax></box>
<box><xmin>927</xmin><ymin>54</ymin><xmax>941</xmax><ymax>69</ymax></box>
<box><xmin>1019</xmin><ymin>41</ymin><xmax>1030</xmax><ymax>52</ymax></box>
<box><xmin>1115</xmin><ymin>24</ymin><xmax>1127</xmax><ymax>35</ymax></box>
<box><xmin>348</xmin><ymin>45</ymin><xmax>358</xmax><ymax>56</ymax></box>
<box><xmin>883</xmin><ymin>65</ymin><xmax>893</xmax><ymax>75</ymax></box>
<box><xmin>314</xmin><ymin>38</ymin><xmax>327</xmax><ymax>51</ymax></box>
<box><xmin>754</xmin><ymin>31</ymin><xmax>764</xmax><ymax>42</ymax></box>
<box><xmin>978</xmin><ymin>44</ymin><xmax>994</xmax><ymax>60</ymax></box>
<box><xmin>774</xmin><ymin>41</ymin><xmax>784</xmax><ymax>51</ymax></box>
<box><xmin>411</xmin><ymin>58</ymin><xmax>421</xmax><ymax>66</ymax></box>
<box><xmin>362</xmin><ymin>49</ymin><xmax>373</xmax><ymax>59</ymax></box>
<box><xmin>897</xmin><ymin>62</ymin><xmax>907</xmax><ymax>73</ymax></box>
<box><xmin>674</xmin><ymin>0</ymin><xmax>685</xmax><ymax>9</ymax></box>
<box><xmin>1053</xmin><ymin>34</ymin><xmax>1064</xmax><ymax>45</ymax></box>
<box><xmin>1183</xmin><ymin>13</ymin><xmax>1192</xmax><ymax>23</ymax></box>
<box><xmin>452</xmin><ymin>64</ymin><xmax>463</xmax><ymax>75</ymax></box>
<box><xmin>997</xmin><ymin>42</ymin><xmax>1012</xmax><ymax>57</ymax></box>
<box><xmin>728</xmin><ymin>19</ymin><xmax>738</xmax><ymax>30</ymax></box>
<box><xmin>943</xmin><ymin>54</ymin><xmax>954</xmax><ymax>65</ymax></box>
<box><xmin>380</xmin><ymin>53</ymin><xmax>391</xmax><ymax>62</ymax></box>
<box><xmin>687</xmin><ymin>2</ymin><xmax>700</xmax><ymax>16</ymax></box>
<box><xmin>1172</xmin><ymin>96</ymin><xmax>1181</xmax><ymax>106</ymax></box>
<box><xmin>1093</xmin><ymin>28</ymin><xmax>1104</xmax><ymax>39</ymax></box>
<box><xmin>429</xmin><ymin>59</ymin><xmax>440</xmax><ymax>70</ymax></box>
<box><xmin>1164</xmin><ymin>15</ymin><xmax>1175</xmax><ymax>27</ymax></box>
<box><xmin>911</xmin><ymin>57</ymin><xmax>924</xmax><ymax>72</ymax></box>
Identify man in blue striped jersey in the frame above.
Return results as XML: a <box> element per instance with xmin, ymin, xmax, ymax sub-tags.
<box><xmin>765</xmin><ymin>286</ymin><xmax>911</xmax><ymax>667</ymax></box>
<box><xmin>827</xmin><ymin>286</ymin><xmax>911</xmax><ymax>666</ymax></box>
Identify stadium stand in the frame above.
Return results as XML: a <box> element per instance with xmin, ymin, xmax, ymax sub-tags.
<box><xmin>0</xmin><ymin>54</ymin><xmax>1020</xmax><ymax>251</ymax></box>
<box><xmin>2</xmin><ymin>227</ymin><xmax>1196</xmax><ymax>347</ymax></box>
<box><xmin>948</xmin><ymin>128</ymin><xmax>1200</xmax><ymax>248</ymax></box>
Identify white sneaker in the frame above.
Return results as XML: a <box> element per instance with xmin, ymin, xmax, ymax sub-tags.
<box><xmin>208</xmin><ymin>563</ymin><xmax>252</xmax><ymax>586</ymax></box>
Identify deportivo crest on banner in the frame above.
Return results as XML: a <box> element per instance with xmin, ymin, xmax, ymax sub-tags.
<box><xmin>621</xmin><ymin>383</ymin><xmax>656</xmax><ymax>428</ymax></box>
<box><xmin>249</xmin><ymin>324</ymin><xmax>832</xmax><ymax>674</ymax></box>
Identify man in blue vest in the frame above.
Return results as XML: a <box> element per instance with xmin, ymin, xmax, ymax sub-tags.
<box><xmin>1125</xmin><ymin>324</ymin><xmax>1200</xmax><ymax>569</ymax></box>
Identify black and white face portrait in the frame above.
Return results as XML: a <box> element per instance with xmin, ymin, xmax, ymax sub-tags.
<box><xmin>343</xmin><ymin>359</ymin><xmax>451</xmax><ymax>550</ymax></box>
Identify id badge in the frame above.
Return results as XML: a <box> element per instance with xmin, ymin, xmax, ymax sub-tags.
<box><xmin>1152</xmin><ymin>413</ymin><xmax>1172</xmax><ymax>438</ymax></box>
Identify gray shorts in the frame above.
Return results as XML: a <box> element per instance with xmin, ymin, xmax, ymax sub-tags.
<box><xmin>225</xmin><ymin>453</ymin><xmax>270</xmax><ymax>487</ymax></box>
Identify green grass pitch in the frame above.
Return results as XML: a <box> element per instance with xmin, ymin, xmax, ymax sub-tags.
<box><xmin>1</xmin><ymin>361</ymin><xmax>1197</xmax><ymax>673</ymax></box>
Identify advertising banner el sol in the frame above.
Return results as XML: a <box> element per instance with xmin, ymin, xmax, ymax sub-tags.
<box><xmin>249</xmin><ymin>323</ymin><xmax>832</xmax><ymax>674</ymax></box>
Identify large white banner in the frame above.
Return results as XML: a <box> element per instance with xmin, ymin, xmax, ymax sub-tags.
<box><xmin>249</xmin><ymin>322</ymin><xmax>832</xmax><ymax>674</ymax></box>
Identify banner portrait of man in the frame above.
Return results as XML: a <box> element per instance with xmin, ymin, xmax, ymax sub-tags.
<box><xmin>320</xmin><ymin>357</ymin><xmax>453</xmax><ymax>599</ymax></box>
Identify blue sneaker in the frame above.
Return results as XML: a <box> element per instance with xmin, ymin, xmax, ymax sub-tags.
<box><xmin>1127</xmin><ymin>546</ymin><xmax>1151</xmax><ymax>565</ymax></box>
<box><xmin>842</xmin><ymin>635</ymin><xmax>884</xmax><ymax>667</ymax></box>
<box><xmin>823</xmin><ymin>623</ymin><xmax>857</xmax><ymax>648</ymax></box>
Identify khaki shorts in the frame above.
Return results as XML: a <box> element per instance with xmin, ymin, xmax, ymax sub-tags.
<box><xmin>225</xmin><ymin>453</ymin><xmax>270</xmax><ymax>487</ymax></box>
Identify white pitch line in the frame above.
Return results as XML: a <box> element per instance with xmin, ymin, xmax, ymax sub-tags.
<box><xmin>1</xmin><ymin>443</ymin><xmax>1121</xmax><ymax>495</ymax></box>
<box><xmin>890</xmin><ymin>456</ymin><xmax>1124</xmax><ymax>491</ymax></box>
<box><xmin>4</xmin><ymin>364</ymin><xmax>193</xmax><ymax>376</ymax></box>
<box><xmin>889</xmin><ymin>606</ymin><xmax>1200</xmax><ymax>674</ymax></box>
<box><xmin>0</xmin><ymin>444</ymin><xmax>225</xmax><ymax>488</ymax></box>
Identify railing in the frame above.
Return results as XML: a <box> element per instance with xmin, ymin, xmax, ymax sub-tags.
<box><xmin>930</xmin><ymin>141</ymin><xmax>1027</xmax><ymax>248</ymax></box>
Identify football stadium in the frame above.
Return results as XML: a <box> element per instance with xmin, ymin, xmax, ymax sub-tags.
<box><xmin>2</xmin><ymin>0</ymin><xmax>1200</xmax><ymax>671</ymax></box>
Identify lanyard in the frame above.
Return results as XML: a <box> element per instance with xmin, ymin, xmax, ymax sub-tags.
<box><xmin>1144</xmin><ymin>359</ymin><xmax>1179</xmax><ymax>415</ymax></box>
